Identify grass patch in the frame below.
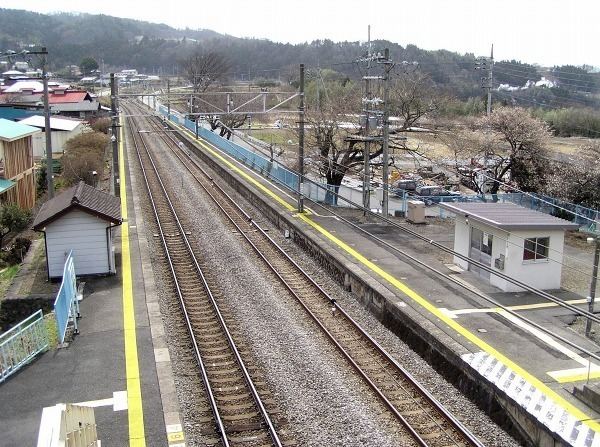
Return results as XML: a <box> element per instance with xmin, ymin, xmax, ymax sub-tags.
<box><xmin>250</xmin><ymin>129</ymin><xmax>296</xmax><ymax>146</ymax></box>
<box><xmin>44</xmin><ymin>312</ymin><xmax>58</xmax><ymax>349</ymax></box>
<box><xmin>0</xmin><ymin>264</ymin><xmax>20</xmax><ymax>299</ymax></box>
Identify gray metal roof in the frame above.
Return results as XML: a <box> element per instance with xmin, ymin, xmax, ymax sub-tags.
<box><xmin>33</xmin><ymin>181</ymin><xmax>121</xmax><ymax>230</ymax></box>
<box><xmin>439</xmin><ymin>202</ymin><xmax>581</xmax><ymax>231</ymax></box>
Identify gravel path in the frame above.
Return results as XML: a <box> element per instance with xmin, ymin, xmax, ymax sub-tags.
<box><xmin>131</xmin><ymin>121</ymin><xmax>520</xmax><ymax>446</ymax></box>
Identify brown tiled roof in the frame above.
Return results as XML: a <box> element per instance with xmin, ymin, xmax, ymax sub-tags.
<box><xmin>33</xmin><ymin>181</ymin><xmax>121</xmax><ymax>230</ymax></box>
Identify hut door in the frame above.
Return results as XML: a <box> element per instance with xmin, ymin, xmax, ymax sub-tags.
<box><xmin>469</xmin><ymin>227</ymin><xmax>493</xmax><ymax>280</ymax></box>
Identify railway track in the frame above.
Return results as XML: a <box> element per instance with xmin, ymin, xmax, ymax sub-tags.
<box><xmin>124</xmin><ymin>102</ymin><xmax>293</xmax><ymax>447</ymax></box>
<box><xmin>128</xmin><ymin>101</ymin><xmax>486</xmax><ymax>447</ymax></box>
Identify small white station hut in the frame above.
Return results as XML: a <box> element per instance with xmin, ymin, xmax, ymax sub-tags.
<box><xmin>440</xmin><ymin>202</ymin><xmax>579</xmax><ymax>292</ymax></box>
<box><xmin>33</xmin><ymin>181</ymin><xmax>121</xmax><ymax>279</ymax></box>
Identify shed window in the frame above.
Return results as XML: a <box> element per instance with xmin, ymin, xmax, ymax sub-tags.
<box><xmin>523</xmin><ymin>237</ymin><xmax>549</xmax><ymax>261</ymax></box>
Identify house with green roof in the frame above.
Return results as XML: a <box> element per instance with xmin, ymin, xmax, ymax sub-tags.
<box><xmin>0</xmin><ymin>118</ymin><xmax>40</xmax><ymax>210</ymax></box>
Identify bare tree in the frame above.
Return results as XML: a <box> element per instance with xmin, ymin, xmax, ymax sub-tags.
<box><xmin>179</xmin><ymin>49</ymin><xmax>229</xmax><ymax>113</ymax></box>
<box><xmin>442</xmin><ymin>108</ymin><xmax>551</xmax><ymax>195</ymax></box>
<box><xmin>439</xmin><ymin>127</ymin><xmax>489</xmax><ymax>194</ymax></box>
<box><xmin>389</xmin><ymin>71</ymin><xmax>445</xmax><ymax>131</ymax></box>
<box><xmin>304</xmin><ymin>72</ymin><xmax>444</xmax><ymax>204</ymax></box>
<box><xmin>303</xmin><ymin>81</ymin><xmax>363</xmax><ymax>204</ymax></box>
<box><xmin>207</xmin><ymin>114</ymin><xmax>248</xmax><ymax>140</ymax></box>
<box><xmin>481</xmin><ymin>107</ymin><xmax>551</xmax><ymax>193</ymax></box>
<box><xmin>544</xmin><ymin>142</ymin><xmax>600</xmax><ymax>209</ymax></box>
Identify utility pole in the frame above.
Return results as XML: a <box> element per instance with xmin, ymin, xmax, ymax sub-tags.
<box><xmin>586</xmin><ymin>237</ymin><xmax>600</xmax><ymax>337</ymax></box>
<box><xmin>362</xmin><ymin>25</ymin><xmax>372</xmax><ymax>214</ymax></box>
<box><xmin>40</xmin><ymin>47</ymin><xmax>54</xmax><ymax>198</ymax></box>
<box><xmin>167</xmin><ymin>78</ymin><xmax>171</xmax><ymax>119</ymax></box>
<box><xmin>487</xmin><ymin>44</ymin><xmax>493</xmax><ymax>116</ymax></box>
<box><xmin>316</xmin><ymin>66</ymin><xmax>320</xmax><ymax>113</ymax></box>
<box><xmin>477</xmin><ymin>44</ymin><xmax>494</xmax><ymax>116</ymax></box>
<box><xmin>110</xmin><ymin>73</ymin><xmax>119</xmax><ymax>196</ymax></box>
<box><xmin>381</xmin><ymin>48</ymin><xmax>393</xmax><ymax>217</ymax></box>
<box><xmin>298</xmin><ymin>63</ymin><xmax>305</xmax><ymax>213</ymax></box>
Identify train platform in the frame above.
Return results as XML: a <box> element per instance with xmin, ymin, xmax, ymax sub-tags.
<box><xmin>0</xmin><ymin>127</ymin><xmax>184</xmax><ymax>446</ymax></box>
<box><xmin>170</xmin><ymin>118</ymin><xmax>600</xmax><ymax>446</ymax></box>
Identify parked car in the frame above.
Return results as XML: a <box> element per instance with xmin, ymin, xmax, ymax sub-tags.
<box><xmin>391</xmin><ymin>179</ymin><xmax>418</xmax><ymax>197</ymax></box>
<box><xmin>413</xmin><ymin>185</ymin><xmax>460</xmax><ymax>205</ymax></box>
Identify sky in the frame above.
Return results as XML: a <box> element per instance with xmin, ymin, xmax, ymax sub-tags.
<box><xmin>2</xmin><ymin>0</ymin><xmax>600</xmax><ymax>67</ymax></box>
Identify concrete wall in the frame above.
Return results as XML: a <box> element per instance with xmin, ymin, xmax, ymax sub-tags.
<box><xmin>453</xmin><ymin>214</ymin><xmax>471</xmax><ymax>270</ymax></box>
<box><xmin>452</xmin><ymin>214</ymin><xmax>565</xmax><ymax>292</ymax></box>
<box><xmin>31</xmin><ymin>126</ymin><xmax>85</xmax><ymax>158</ymax></box>
<box><xmin>44</xmin><ymin>208</ymin><xmax>113</xmax><ymax>277</ymax></box>
<box><xmin>501</xmin><ymin>229</ymin><xmax>565</xmax><ymax>292</ymax></box>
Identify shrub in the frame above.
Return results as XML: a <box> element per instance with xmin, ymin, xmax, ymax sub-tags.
<box><xmin>0</xmin><ymin>238</ymin><xmax>32</xmax><ymax>265</ymax></box>
<box><xmin>90</xmin><ymin>117</ymin><xmax>111</xmax><ymax>134</ymax></box>
<box><xmin>13</xmin><ymin>237</ymin><xmax>31</xmax><ymax>253</ymax></box>
<box><xmin>0</xmin><ymin>204</ymin><xmax>30</xmax><ymax>233</ymax></box>
<box><xmin>62</xmin><ymin>131</ymin><xmax>109</xmax><ymax>186</ymax></box>
<box><xmin>65</xmin><ymin>132</ymin><xmax>109</xmax><ymax>155</ymax></box>
<box><xmin>37</xmin><ymin>161</ymin><xmax>47</xmax><ymax>195</ymax></box>
<box><xmin>62</xmin><ymin>151</ymin><xmax>103</xmax><ymax>186</ymax></box>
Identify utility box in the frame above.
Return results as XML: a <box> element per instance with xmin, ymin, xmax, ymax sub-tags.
<box><xmin>407</xmin><ymin>200</ymin><xmax>425</xmax><ymax>224</ymax></box>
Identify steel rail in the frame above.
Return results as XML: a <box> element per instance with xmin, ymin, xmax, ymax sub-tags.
<box><xmin>169</xmin><ymin>115</ymin><xmax>600</xmax><ymax>365</ymax></box>
<box><xmin>124</xmin><ymin>102</ymin><xmax>284</xmax><ymax>447</ymax></box>
<box><xmin>149</xmin><ymin>110</ymin><xmax>484</xmax><ymax>447</ymax></box>
<box><xmin>169</xmin><ymin>112</ymin><xmax>598</xmax><ymax>326</ymax></box>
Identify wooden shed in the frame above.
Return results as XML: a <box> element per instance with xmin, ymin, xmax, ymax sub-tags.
<box><xmin>0</xmin><ymin>118</ymin><xmax>39</xmax><ymax>210</ymax></box>
<box><xmin>33</xmin><ymin>181</ymin><xmax>121</xmax><ymax>279</ymax></box>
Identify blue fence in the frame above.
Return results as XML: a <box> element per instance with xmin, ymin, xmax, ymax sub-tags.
<box><xmin>155</xmin><ymin>103</ymin><xmax>600</xmax><ymax>231</ymax></box>
<box><xmin>157</xmin><ymin>105</ymin><xmax>301</xmax><ymax>193</ymax></box>
<box><xmin>54</xmin><ymin>251</ymin><xmax>79</xmax><ymax>344</ymax></box>
<box><xmin>0</xmin><ymin>310</ymin><xmax>48</xmax><ymax>383</ymax></box>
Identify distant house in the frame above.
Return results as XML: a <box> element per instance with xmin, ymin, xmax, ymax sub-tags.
<box><xmin>48</xmin><ymin>89</ymin><xmax>101</xmax><ymax>119</ymax></box>
<box><xmin>18</xmin><ymin>115</ymin><xmax>87</xmax><ymax>158</ymax></box>
<box><xmin>0</xmin><ymin>85</ymin><xmax>102</xmax><ymax>119</ymax></box>
<box><xmin>535</xmin><ymin>77</ymin><xmax>555</xmax><ymax>89</ymax></box>
<box><xmin>14</xmin><ymin>62</ymin><xmax>29</xmax><ymax>71</ymax></box>
<box><xmin>0</xmin><ymin>105</ymin><xmax>43</xmax><ymax>122</ymax></box>
<box><xmin>80</xmin><ymin>76</ymin><xmax>97</xmax><ymax>85</ymax></box>
<box><xmin>0</xmin><ymin>118</ymin><xmax>39</xmax><ymax>210</ymax></box>
<box><xmin>33</xmin><ymin>181</ymin><xmax>122</xmax><ymax>278</ymax></box>
<box><xmin>1</xmin><ymin>70</ymin><xmax>26</xmax><ymax>84</ymax></box>
<box><xmin>3</xmin><ymin>80</ymin><xmax>44</xmax><ymax>94</ymax></box>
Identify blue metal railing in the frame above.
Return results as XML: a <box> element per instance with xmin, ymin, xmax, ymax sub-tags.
<box><xmin>157</xmin><ymin>107</ymin><xmax>302</xmax><ymax>192</ymax></box>
<box><xmin>156</xmin><ymin>103</ymin><xmax>599</xmax><ymax>231</ymax></box>
<box><xmin>0</xmin><ymin>310</ymin><xmax>48</xmax><ymax>383</ymax></box>
<box><xmin>54</xmin><ymin>251</ymin><xmax>79</xmax><ymax>344</ymax></box>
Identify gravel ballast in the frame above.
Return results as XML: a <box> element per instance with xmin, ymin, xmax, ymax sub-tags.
<box><xmin>131</xmin><ymin>121</ymin><xmax>520</xmax><ymax>446</ymax></box>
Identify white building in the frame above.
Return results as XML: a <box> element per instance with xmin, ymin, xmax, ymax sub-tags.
<box><xmin>33</xmin><ymin>181</ymin><xmax>122</xmax><ymax>279</ymax></box>
<box><xmin>440</xmin><ymin>202</ymin><xmax>579</xmax><ymax>292</ymax></box>
<box><xmin>18</xmin><ymin>115</ymin><xmax>87</xmax><ymax>157</ymax></box>
<box><xmin>18</xmin><ymin>115</ymin><xmax>86</xmax><ymax>157</ymax></box>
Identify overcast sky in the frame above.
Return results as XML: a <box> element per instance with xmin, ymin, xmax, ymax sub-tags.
<box><xmin>3</xmin><ymin>0</ymin><xmax>600</xmax><ymax>67</ymax></box>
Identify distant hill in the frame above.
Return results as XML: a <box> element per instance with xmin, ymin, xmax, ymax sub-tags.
<box><xmin>0</xmin><ymin>9</ymin><xmax>223</xmax><ymax>71</ymax></box>
<box><xmin>0</xmin><ymin>9</ymin><xmax>487</xmax><ymax>95</ymax></box>
<box><xmin>0</xmin><ymin>8</ymin><xmax>598</xmax><ymax>112</ymax></box>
